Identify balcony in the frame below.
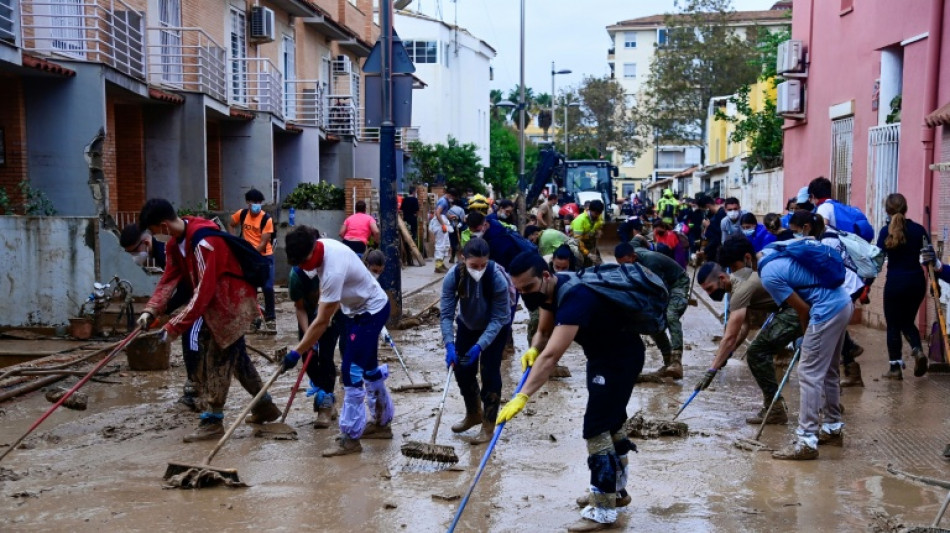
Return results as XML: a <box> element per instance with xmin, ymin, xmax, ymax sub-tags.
<box><xmin>326</xmin><ymin>96</ymin><xmax>357</xmax><ymax>136</ymax></box>
<box><xmin>231</xmin><ymin>57</ymin><xmax>282</xmax><ymax>118</ymax></box>
<box><xmin>19</xmin><ymin>0</ymin><xmax>146</xmax><ymax>80</ymax></box>
<box><xmin>356</xmin><ymin>123</ymin><xmax>420</xmax><ymax>149</ymax></box>
<box><xmin>146</xmin><ymin>27</ymin><xmax>226</xmax><ymax>103</ymax></box>
<box><xmin>283</xmin><ymin>79</ymin><xmax>325</xmax><ymax>128</ymax></box>
<box><xmin>0</xmin><ymin>0</ymin><xmax>16</xmax><ymax>45</ymax></box>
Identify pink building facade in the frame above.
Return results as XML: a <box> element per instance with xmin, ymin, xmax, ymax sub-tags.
<box><xmin>783</xmin><ymin>0</ymin><xmax>950</xmax><ymax>235</ymax></box>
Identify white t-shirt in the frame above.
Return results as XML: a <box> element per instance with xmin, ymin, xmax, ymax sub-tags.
<box><xmin>816</xmin><ymin>201</ymin><xmax>836</xmax><ymax>229</ymax></box>
<box><xmin>313</xmin><ymin>239</ymin><xmax>389</xmax><ymax>316</ymax></box>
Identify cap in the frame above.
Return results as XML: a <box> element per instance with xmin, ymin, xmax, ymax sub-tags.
<box><xmin>796</xmin><ymin>186</ymin><xmax>810</xmax><ymax>204</ymax></box>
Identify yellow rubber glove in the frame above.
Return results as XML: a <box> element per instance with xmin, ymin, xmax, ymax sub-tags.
<box><xmin>496</xmin><ymin>392</ymin><xmax>530</xmax><ymax>424</ymax></box>
<box><xmin>520</xmin><ymin>347</ymin><xmax>540</xmax><ymax>372</ymax></box>
<box><xmin>578</xmin><ymin>241</ymin><xmax>589</xmax><ymax>256</ymax></box>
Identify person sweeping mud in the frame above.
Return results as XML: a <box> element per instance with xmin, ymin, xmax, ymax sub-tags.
<box><xmin>694</xmin><ymin>236</ymin><xmax>803</xmax><ymax>425</ymax></box>
<box><xmin>137</xmin><ymin>199</ymin><xmax>281</xmax><ymax>442</ymax></box>
<box><xmin>500</xmin><ymin>252</ymin><xmax>646</xmax><ymax>532</ymax></box>
<box><xmin>284</xmin><ymin>227</ymin><xmax>393</xmax><ymax>456</ymax></box>
<box><xmin>439</xmin><ymin>238</ymin><xmax>513</xmax><ymax>445</ymax></box>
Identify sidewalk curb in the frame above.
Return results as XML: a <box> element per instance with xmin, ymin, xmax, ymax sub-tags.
<box><xmin>403</xmin><ymin>272</ymin><xmax>447</xmax><ymax>298</ymax></box>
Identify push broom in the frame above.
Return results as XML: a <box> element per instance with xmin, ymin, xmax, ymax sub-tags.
<box><xmin>400</xmin><ymin>365</ymin><xmax>458</xmax><ymax>468</ymax></box>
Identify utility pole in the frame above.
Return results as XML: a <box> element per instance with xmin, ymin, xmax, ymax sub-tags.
<box><xmin>516</xmin><ymin>0</ymin><xmax>526</xmax><ymax>231</ymax></box>
<box><xmin>378</xmin><ymin>0</ymin><xmax>401</xmax><ymax>324</ymax></box>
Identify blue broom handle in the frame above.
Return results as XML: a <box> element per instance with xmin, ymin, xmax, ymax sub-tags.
<box><xmin>448</xmin><ymin>368</ymin><xmax>531</xmax><ymax>532</ymax></box>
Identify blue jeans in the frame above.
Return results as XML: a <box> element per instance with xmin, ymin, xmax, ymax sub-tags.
<box><xmin>340</xmin><ymin>302</ymin><xmax>391</xmax><ymax>387</ymax></box>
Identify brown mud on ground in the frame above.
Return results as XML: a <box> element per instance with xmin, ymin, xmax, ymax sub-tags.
<box><xmin>2</xmin><ymin>262</ymin><xmax>950</xmax><ymax>531</ymax></box>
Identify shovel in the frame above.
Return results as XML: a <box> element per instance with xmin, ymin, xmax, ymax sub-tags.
<box><xmin>735</xmin><ymin>342</ymin><xmax>801</xmax><ymax>451</ymax></box>
<box><xmin>255</xmin><ymin>348</ymin><xmax>318</xmax><ymax>440</ymax></box>
<box><xmin>687</xmin><ymin>264</ymin><xmax>699</xmax><ymax>306</ymax></box>
<box><xmin>163</xmin><ymin>363</ymin><xmax>285</xmax><ymax>488</ymax></box>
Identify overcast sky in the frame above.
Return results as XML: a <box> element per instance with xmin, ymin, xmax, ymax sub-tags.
<box><xmin>404</xmin><ymin>0</ymin><xmax>781</xmax><ymax>96</ymax></box>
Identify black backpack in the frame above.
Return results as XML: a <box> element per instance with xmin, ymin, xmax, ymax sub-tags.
<box><xmin>556</xmin><ymin>263</ymin><xmax>669</xmax><ymax>335</ymax></box>
<box><xmin>239</xmin><ymin>209</ymin><xmax>276</xmax><ymax>245</ymax></box>
<box><xmin>190</xmin><ymin>227</ymin><xmax>271</xmax><ymax>288</ymax></box>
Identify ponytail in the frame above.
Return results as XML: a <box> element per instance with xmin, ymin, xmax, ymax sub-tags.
<box><xmin>884</xmin><ymin>193</ymin><xmax>908</xmax><ymax>249</ymax></box>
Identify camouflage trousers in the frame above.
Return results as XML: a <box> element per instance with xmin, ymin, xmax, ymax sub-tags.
<box><xmin>745</xmin><ymin>307</ymin><xmax>803</xmax><ymax>404</ymax></box>
<box><xmin>195</xmin><ymin>328</ymin><xmax>270</xmax><ymax>413</ymax></box>
<box><xmin>650</xmin><ymin>288</ymin><xmax>688</xmax><ymax>359</ymax></box>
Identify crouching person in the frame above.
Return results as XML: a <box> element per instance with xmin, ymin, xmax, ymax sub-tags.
<box><xmin>440</xmin><ymin>238</ymin><xmax>513</xmax><ymax>444</ymax></box>
<box><xmin>500</xmin><ymin>252</ymin><xmax>644</xmax><ymax>531</ymax></box>
<box><xmin>137</xmin><ymin>199</ymin><xmax>280</xmax><ymax>442</ymax></box>
<box><xmin>284</xmin><ymin>227</ymin><xmax>393</xmax><ymax>456</ymax></box>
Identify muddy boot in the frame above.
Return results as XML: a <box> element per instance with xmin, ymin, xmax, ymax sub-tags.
<box><xmin>943</xmin><ymin>443</ymin><xmax>950</xmax><ymax>459</ymax></box>
<box><xmin>913</xmin><ymin>347</ymin><xmax>929</xmax><ymax>377</ymax></box>
<box><xmin>661</xmin><ymin>351</ymin><xmax>683</xmax><ymax>380</ymax></box>
<box><xmin>467</xmin><ymin>394</ymin><xmax>499</xmax><ymax>445</ymax></box>
<box><xmin>183</xmin><ymin>416</ymin><xmax>224</xmax><ymax>443</ymax></box>
<box><xmin>362</xmin><ymin>422</ymin><xmax>394</xmax><ymax>439</ymax></box>
<box><xmin>772</xmin><ymin>439</ymin><xmax>818</xmax><ymax>461</ymax></box>
<box><xmin>452</xmin><ymin>385</ymin><xmax>483</xmax><ymax>433</ymax></box>
<box><xmin>313</xmin><ymin>392</ymin><xmax>336</xmax><ymax>429</ymax></box>
<box><xmin>575</xmin><ymin>492</ymin><xmax>632</xmax><ymax>508</ymax></box>
<box><xmin>882</xmin><ymin>362</ymin><xmax>903</xmax><ymax>381</ymax></box>
<box><xmin>322</xmin><ymin>435</ymin><xmax>362</xmax><ymax>457</ymax></box>
<box><xmin>636</xmin><ymin>366</ymin><xmax>667</xmax><ymax>383</ymax></box>
<box><xmin>245</xmin><ymin>399</ymin><xmax>281</xmax><ymax>424</ymax></box>
<box><xmin>818</xmin><ymin>428</ymin><xmax>844</xmax><ymax>447</ymax></box>
<box><xmin>839</xmin><ymin>362</ymin><xmax>864</xmax><ymax>388</ymax></box>
<box><xmin>745</xmin><ymin>401</ymin><xmax>787</xmax><ymax>425</ymax></box>
<box><xmin>434</xmin><ymin>260</ymin><xmax>448</xmax><ymax>274</ymax></box>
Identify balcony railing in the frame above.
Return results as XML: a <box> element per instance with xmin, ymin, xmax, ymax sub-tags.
<box><xmin>356</xmin><ymin>124</ymin><xmax>421</xmax><ymax>150</ymax></box>
<box><xmin>284</xmin><ymin>79</ymin><xmax>325</xmax><ymax>128</ymax></box>
<box><xmin>231</xmin><ymin>57</ymin><xmax>282</xmax><ymax>118</ymax></box>
<box><xmin>326</xmin><ymin>97</ymin><xmax>357</xmax><ymax>136</ymax></box>
<box><xmin>0</xmin><ymin>0</ymin><xmax>16</xmax><ymax>45</ymax></box>
<box><xmin>19</xmin><ymin>0</ymin><xmax>146</xmax><ymax>80</ymax></box>
<box><xmin>146</xmin><ymin>26</ymin><xmax>227</xmax><ymax>103</ymax></box>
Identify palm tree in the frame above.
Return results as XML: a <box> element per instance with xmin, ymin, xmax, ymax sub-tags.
<box><xmin>507</xmin><ymin>85</ymin><xmax>535</xmax><ymax>129</ymax></box>
<box><xmin>489</xmin><ymin>89</ymin><xmax>505</xmax><ymax>120</ymax></box>
<box><xmin>534</xmin><ymin>92</ymin><xmax>553</xmax><ymax>140</ymax></box>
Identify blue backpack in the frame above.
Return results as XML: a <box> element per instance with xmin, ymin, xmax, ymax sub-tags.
<box><xmin>826</xmin><ymin>200</ymin><xmax>874</xmax><ymax>242</ymax></box>
<box><xmin>758</xmin><ymin>239</ymin><xmax>846</xmax><ymax>289</ymax></box>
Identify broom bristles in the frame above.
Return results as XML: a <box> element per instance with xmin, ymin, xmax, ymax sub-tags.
<box><xmin>401</xmin><ymin>441</ymin><xmax>458</xmax><ymax>464</ymax></box>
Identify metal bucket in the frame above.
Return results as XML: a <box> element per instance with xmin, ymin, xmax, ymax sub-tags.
<box><xmin>125</xmin><ymin>335</ymin><xmax>171</xmax><ymax>371</ymax></box>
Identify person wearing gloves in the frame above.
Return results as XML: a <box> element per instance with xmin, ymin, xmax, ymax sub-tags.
<box><xmin>137</xmin><ymin>199</ymin><xmax>281</xmax><ymax>443</ymax></box>
<box><xmin>719</xmin><ymin>197</ymin><xmax>748</xmax><ymax>243</ymax></box>
<box><xmin>430</xmin><ymin>189</ymin><xmax>456</xmax><ymax>273</ymax></box>
<box><xmin>501</xmin><ymin>251</ymin><xmax>644</xmax><ymax>532</ymax></box>
<box><xmin>440</xmin><ymin>238</ymin><xmax>513</xmax><ymax>445</ymax></box>
<box><xmin>283</xmin><ymin>227</ymin><xmax>393</xmax><ymax>457</ymax></box>
<box><xmin>571</xmin><ymin>199</ymin><xmax>605</xmax><ymax>267</ymax></box>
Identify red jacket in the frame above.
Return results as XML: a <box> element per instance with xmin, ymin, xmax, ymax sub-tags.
<box><xmin>145</xmin><ymin>216</ymin><xmax>258</xmax><ymax>348</ymax></box>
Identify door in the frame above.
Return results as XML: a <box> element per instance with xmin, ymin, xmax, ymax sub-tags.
<box><xmin>159</xmin><ymin>0</ymin><xmax>182</xmax><ymax>85</ymax></box>
<box><xmin>51</xmin><ymin>0</ymin><xmax>84</xmax><ymax>57</ymax></box>
<box><xmin>282</xmin><ymin>35</ymin><xmax>296</xmax><ymax>119</ymax></box>
<box><xmin>229</xmin><ymin>6</ymin><xmax>247</xmax><ymax>104</ymax></box>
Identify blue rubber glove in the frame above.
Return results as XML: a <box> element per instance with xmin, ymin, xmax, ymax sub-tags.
<box><xmin>445</xmin><ymin>343</ymin><xmax>457</xmax><ymax>368</ymax></box>
<box><xmin>283</xmin><ymin>349</ymin><xmax>301</xmax><ymax>372</ymax></box>
<box><xmin>461</xmin><ymin>344</ymin><xmax>482</xmax><ymax>367</ymax></box>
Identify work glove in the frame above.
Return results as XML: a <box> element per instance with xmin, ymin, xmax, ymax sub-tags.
<box><xmin>441</xmin><ymin>224</ymin><xmax>448</xmax><ymax>233</ymax></box>
<box><xmin>445</xmin><ymin>343</ymin><xmax>457</xmax><ymax>369</ymax></box>
<box><xmin>921</xmin><ymin>245</ymin><xmax>943</xmax><ymax>270</ymax></box>
<box><xmin>695</xmin><ymin>368</ymin><xmax>717</xmax><ymax>391</ymax></box>
<box><xmin>578</xmin><ymin>242</ymin><xmax>590</xmax><ymax>257</ymax></box>
<box><xmin>136</xmin><ymin>312</ymin><xmax>153</xmax><ymax>331</ymax></box>
<box><xmin>282</xmin><ymin>349</ymin><xmax>301</xmax><ymax>373</ymax></box>
<box><xmin>460</xmin><ymin>345</ymin><xmax>481</xmax><ymax>367</ymax></box>
<box><xmin>496</xmin><ymin>392</ymin><xmax>530</xmax><ymax>424</ymax></box>
<box><xmin>520</xmin><ymin>347</ymin><xmax>540</xmax><ymax>372</ymax></box>
<box><xmin>792</xmin><ymin>337</ymin><xmax>803</xmax><ymax>352</ymax></box>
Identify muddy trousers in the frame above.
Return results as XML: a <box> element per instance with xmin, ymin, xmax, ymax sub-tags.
<box><xmin>745</xmin><ymin>308</ymin><xmax>803</xmax><ymax>404</ymax></box>
<box><xmin>797</xmin><ymin>302</ymin><xmax>852</xmax><ymax>439</ymax></box>
<box><xmin>180</xmin><ymin>318</ymin><xmax>203</xmax><ymax>398</ymax></box>
<box><xmin>453</xmin><ymin>321</ymin><xmax>509</xmax><ymax>422</ymax></box>
<box><xmin>261</xmin><ymin>255</ymin><xmax>276</xmax><ymax>321</ymax></box>
<box><xmin>649</xmin><ymin>288</ymin><xmax>688</xmax><ymax>358</ymax></box>
<box><xmin>298</xmin><ymin>312</ymin><xmax>344</xmax><ymax>405</ymax></box>
<box><xmin>339</xmin><ymin>302</ymin><xmax>392</xmax><ymax>439</ymax></box>
<box><xmin>884</xmin><ymin>271</ymin><xmax>926</xmax><ymax>362</ymax></box>
<box><xmin>195</xmin><ymin>329</ymin><xmax>271</xmax><ymax>415</ymax></box>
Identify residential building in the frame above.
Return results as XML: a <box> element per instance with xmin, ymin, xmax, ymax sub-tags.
<box><xmin>782</xmin><ymin>0</ymin><xmax>949</xmax><ymax>328</ymax></box>
<box><xmin>393</xmin><ymin>9</ymin><xmax>495</xmax><ymax>166</ymax></box>
<box><xmin>605</xmin><ymin>3</ymin><xmax>790</xmax><ymax>197</ymax></box>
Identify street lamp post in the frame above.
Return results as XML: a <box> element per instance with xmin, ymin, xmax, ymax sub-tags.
<box><xmin>564</xmin><ymin>101</ymin><xmax>581</xmax><ymax>158</ymax></box>
<box><xmin>550</xmin><ymin>62</ymin><xmax>571</xmax><ymax>142</ymax></box>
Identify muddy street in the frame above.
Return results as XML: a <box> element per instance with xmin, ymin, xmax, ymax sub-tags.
<box><xmin>2</xmin><ymin>266</ymin><xmax>950</xmax><ymax>532</ymax></box>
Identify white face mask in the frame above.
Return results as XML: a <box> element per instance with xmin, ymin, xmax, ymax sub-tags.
<box><xmin>132</xmin><ymin>251</ymin><xmax>149</xmax><ymax>266</ymax></box>
<box><xmin>468</xmin><ymin>268</ymin><xmax>486</xmax><ymax>283</ymax></box>
<box><xmin>304</xmin><ymin>268</ymin><xmax>318</xmax><ymax>279</ymax></box>
<box><xmin>471</xmin><ymin>231</ymin><xmax>485</xmax><ymax>239</ymax></box>
<box><xmin>726</xmin><ymin>210</ymin><xmax>740</xmax><ymax>221</ymax></box>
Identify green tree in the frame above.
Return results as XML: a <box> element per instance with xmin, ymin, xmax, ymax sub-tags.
<box><xmin>574</xmin><ymin>76</ymin><xmax>643</xmax><ymax>162</ymax></box>
<box><xmin>507</xmin><ymin>85</ymin><xmax>535</xmax><ymax>130</ymax></box>
<box><xmin>484</xmin><ymin>116</ymin><xmax>519</xmax><ymax>197</ymax></box>
<box><xmin>637</xmin><ymin>0</ymin><xmax>762</xmax><ymax>156</ymax></box>
<box><xmin>406</xmin><ymin>137</ymin><xmax>485</xmax><ymax>194</ymax></box>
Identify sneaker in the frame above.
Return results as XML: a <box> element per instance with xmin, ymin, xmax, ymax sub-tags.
<box><xmin>322</xmin><ymin>435</ymin><xmax>362</xmax><ymax>457</ymax></box>
<box><xmin>882</xmin><ymin>364</ymin><xmax>903</xmax><ymax>381</ymax></box>
<box><xmin>771</xmin><ymin>441</ymin><xmax>818</xmax><ymax>461</ymax></box>
<box><xmin>913</xmin><ymin>348</ymin><xmax>929</xmax><ymax>377</ymax></box>
<box><xmin>745</xmin><ymin>403</ymin><xmax>788</xmax><ymax>425</ymax></box>
<box><xmin>245</xmin><ymin>401</ymin><xmax>281</xmax><ymax>425</ymax></box>
<box><xmin>818</xmin><ymin>429</ymin><xmax>843</xmax><ymax>447</ymax></box>
<box><xmin>183</xmin><ymin>419</ymin><xmax>224</xmax><ymax>443</ymax></box>
<box><xmin>361</xmin><ymin>422</ymin><xmax>393</xmax><ymax>440</ymax></box>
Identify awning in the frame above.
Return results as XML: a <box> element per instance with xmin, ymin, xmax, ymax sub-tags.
<box><xmin>301</xmin><ymin>13</ymin><xmax>351</xmax><ymax>41</ymax></box>
<box><xmin>268</xmin><ymin>0</ymin><xmax>316</xmax><ymax>17</ymax></box>
<box><xmin>926</xmin><ymin>101</ymin><xmax>950</xmax><ymax>127</ymax></box>
<box><xmin>338</xmin><ymin>37</ymin><xmax>373</xmax><ymax>58</ymax></box>
<box><xmin>647</xmin><ymin>177</ymin><xmax>673</xmax><ymax>190</ymax></box>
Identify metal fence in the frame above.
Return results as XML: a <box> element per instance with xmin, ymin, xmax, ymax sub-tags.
<box><xmin>283</xmin><ymin>79</ymin><xmax>325</xmax><ymax>127</ymax></box>
<box><xmin>19</xmin><ymin>0</ymin><xmax>146</xmax><ymax>80</ymax></box>
<box><xmin>231</xmin><ymin>57</ymin><xmax>282</xmax><ymax>118</ymax></box>
<box><xmin>830</xmin><ymin>116</ymin><xmax>855</xmax><ymax>203</ymax></box>
<box><xmin>866</xmin><ymin>123</ymin><xmax>900</xmax><ymax>233</ymax></box>
<box><xmin>146</xmin><ymin>26</ymin><xmax>227</xmax><ymax>103</ymax></box>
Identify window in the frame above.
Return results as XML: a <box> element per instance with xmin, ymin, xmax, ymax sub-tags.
<box><xmin>623</xmin><ymin>63</ymin><xmax>637</xmax><ymax>79</ymax></box>
<box><xmin>624</xmin><ymin>32</ymin><xmax>637</xmax><ymax>48</ymax></box>
<box><xmin>404</xmin><ymin>40</ymin><xmax>437</xmax><ymax>64</ymax></box>
<box><xmin>657</xmin><ymin>28</ymin><xmax>668</xmax><ymax>47</ymax></box>
<box><xmin>229</xmin><ymin>7</ymin><xmax>247</xmax><ymax>104</ymax></box>
<box><xmin>830</xmin><ymin>117</ymin><xmax>855</xmax><ymax>203</ymax></box>
<box><xmin>159</xmin><ymin>0</ymin><xmax>182</xmax><ymax>84</ymax></box>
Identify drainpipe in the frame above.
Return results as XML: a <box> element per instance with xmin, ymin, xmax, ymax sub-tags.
<box><xmin>920</xmin><ymin>0</ymin><xmax>944</xmax><ymax>333</ymax></box>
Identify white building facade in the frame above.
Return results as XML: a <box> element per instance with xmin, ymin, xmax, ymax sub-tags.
<box><xmin>394</xmin><ymin>11</ymin><xmax>496</xmax><ymax>165</ymax></box>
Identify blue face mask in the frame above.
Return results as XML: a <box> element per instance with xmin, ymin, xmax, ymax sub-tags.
<box><xmin>793</xmin><ymin>232</ymin><xmax>804</xmax><ymax>239</ymax></box>
<box><xmin>250</xmin><ymin>203</ymin><xmax>263</xmax><ymax>215</ymax></box>
<box><xmin>742</xmin><ymin>228</ymin><xmax>755</xmax><ymax>237</ymax></box>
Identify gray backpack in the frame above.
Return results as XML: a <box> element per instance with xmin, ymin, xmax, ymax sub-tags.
<box><xmin>556</xmin><ymin>263</ymin><xmax>670</xmax><ymax>335</ymax></box>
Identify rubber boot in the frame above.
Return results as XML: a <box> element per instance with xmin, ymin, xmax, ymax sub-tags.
<box><xmin>662</xmin><ymin>350</ymin><xmax>683</xmax><ymax>380</ymax></box>
<box><xmin>313</xmin><ymin>392</ymin><xmax>336</xmax><ymax>429</ymax></box>
<box><xmin>363</xmin><ymin>368</ymin><xmax>394</xmax><ymax>439</ymax></box>
<box><xmin>839</xmin><ymin>362</ymin><xmax>864</xmax><ymax>388</ymax></box>
<box><xmin>745</xmin><ymin>400</ymin><xmax>788</xmax><ymax>425</ymax></box>
<box><xmin>434</xmin><ymin>259</ymin><xmax>447</xmax><ymax>274</ymax></box>
<box><xmin>245</xmin><ymin>398</ymin><xmax>281</xmax><ymax>424</ymax></box>
<box><xmin>322</xmin><ymin>434</ymin><xmax>362</xmax><ymax>457</ymax></box>
<box><xmin>913</xmin><ymin>347</ymin><xmax>929</xmax><ymax>377</ymax></box>
<box><xmin>882</xmin><ymin>362</ymin><xmax>903</xmax><ymax>380</ymax></box>
<box><xmin>183</xmin><ymin>416</ymin><xmax>224</xmax><ymax>443</ymax></box>
<box><xmin>467</xmin><ymin>393</ymin><xmax>499</xmax><ymax>445</ymax></box>
<box><xmin>452</xmin><ymin>385</ymin><xmax>483</xmax><ymax>433</ymax></box>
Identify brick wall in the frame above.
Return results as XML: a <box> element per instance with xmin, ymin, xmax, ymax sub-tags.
<box><xmin>103</xmin><ymin>98</ymin><xmax>117</xmax><ymax>212</ymax></box>
<box><xmin>0</xmin><ymin>75</ymin><xmax>27</xmax><ymax>210</ymax></box>
<box><xmin>207</xmin><ymin>121</ymin><xmax>222</xmax><ymax>208</ymax></box>
<box><xmin>114</xmin><ymin>104</ymin><xmax>145</xmax><ymax>214</ymax></box>
<box><xmin>183</xmin><ymin>0</ymin><xmax>227</xmax><ymax>45</ymax></box>
<box><xmin>344</xmin><ymin>177</ymin><xmax>373</xmax><ymax>215</ymax></box>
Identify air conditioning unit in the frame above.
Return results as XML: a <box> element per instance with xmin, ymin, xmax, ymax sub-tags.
<box><xmin>250</xmin><ymin>6</ymin><xmax>276</xmax><ymax>42</ymax></box>
<box><xmin>333</xmin><ymin>55</ymin><xmax>352</xmax><ymax>74</ymax></box>
<box><xmin>777</xmin><ymin>80</ymin><xmax>804</xmax><ymax>115</ymax></box>
<box><xmin>776</xmin><ymin>39</ymin><xmax>805</xmax><ymax>74</ymax></box>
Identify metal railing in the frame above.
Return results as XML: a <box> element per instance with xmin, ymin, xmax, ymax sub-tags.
<box><xmin>355</xmin><ymin>125</ymin><xmax>421</xmax><ymax>150</ymax></box>
<box><xmin>0</xmin><ymin>0</ymin><xmax>16</xmax><ymax>45</ymax></box>
<box><xmin>283</xmin><ymin>79</ymin><xmax>325</xmax><ymax>127</ymax></box>
<box><xmin>19</xmin><ymin>0</ymin><xmax>146</xmax><ymax>80</ymax></box>
<box><xmin>866</xmin><ymin>122</ymin><xmax>900</xmax><ymax>233</ymax></box>
<box><xmin>326</xmin><ymin>96</ymin><xmax>357</xmax><ymax>136</ymax></box>
<box><xmin>113</xmin><ymin>211</ymin><xmax>137</xmax><ymax>229</ymax></box>
<box><xmin>400</xmin><ymin>126</ymin><xmax>419</xmax><ymax>150</ymax></box>
<box><xmin>146</xmin><ymin>26</ymin><xmax>227</xmax><ymax>103</ymax></box>
<box><xmin>231</xmin><ymin>57</ymin><xmax>282</xmax><ymax>118</ymax></box>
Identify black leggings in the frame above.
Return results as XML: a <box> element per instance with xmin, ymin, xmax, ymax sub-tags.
<box><xmin>883</xmin><ymin>270</ymin><xmax>926</xmax><ymax>362</ymax></box>
<box><xmin>298</xmin><ymin>311</ymin><xmax>344</xmax><ymax>396</ymax></box>
<box><xmin>582</xmin><ymin>336</ymin><xmax>645</xmax><ymax>439</ymax></box>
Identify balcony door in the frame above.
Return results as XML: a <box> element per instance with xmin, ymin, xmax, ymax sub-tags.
<box><xmin>282</xmin><ymin>35</ymin><xmax>295</xmax><ymax>119</ymax></box>
<box><xmin>50</xmin><ymin>0</ymin><xmax>84</xmax><ymax>57</ymax></box>
<box><xmin>229</xmin><ymin>6</ymin><xmax>247</xmax><ymax>105</ymax></box>
<box><xmin>158</xmin><ymin>0</ymin><xmax>182</xmax><ymax>85</ymax></box>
